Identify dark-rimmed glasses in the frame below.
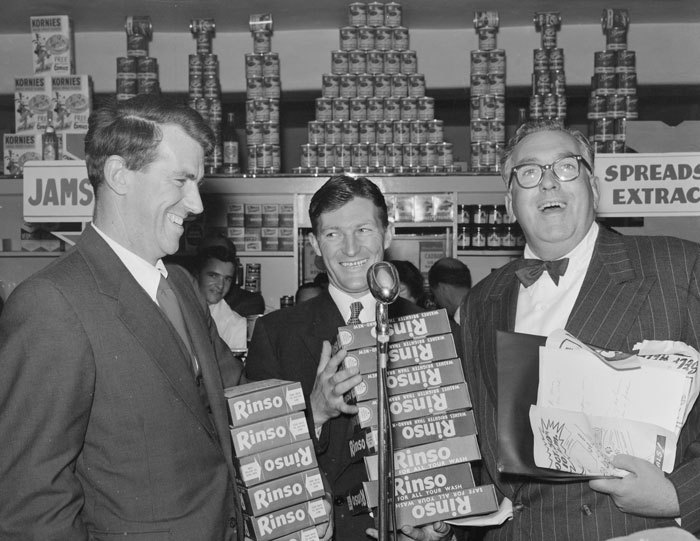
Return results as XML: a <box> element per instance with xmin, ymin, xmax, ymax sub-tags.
<box><xmin>508</xmin><ymin>155</ymin><xmax>592</xmax><ymax>189</ymax></box>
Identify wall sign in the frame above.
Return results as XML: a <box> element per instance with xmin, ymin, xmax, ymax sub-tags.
<box><xmin>23</xmin><ymin>160</ymin><xmax>93</xmax><ymax>222</ymax></box>
<box><xmin>595</xmin><ymin>152</ymin><xmax>700</xmax><ymax>217</ymax></box>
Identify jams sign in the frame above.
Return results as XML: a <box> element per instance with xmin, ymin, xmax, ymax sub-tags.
<box><xmin>595</xmin><ymin>153</ymin><xmax>700</xmax><ymax>216</ymax></box>
<box><xmin>23</xmin><ymin>160</ymin><xmax>94</xmax><ymax>222</ymax></box>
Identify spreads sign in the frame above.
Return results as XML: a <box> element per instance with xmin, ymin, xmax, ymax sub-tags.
<box><xmin>23</xmin><ymin>160</ymin><xmax>93</xmax><ymax>222</ymax></box>
<box><xmin>595</xmin><ymin>153</ymin><xmax>700</xmax><ymax>217</ymax></box>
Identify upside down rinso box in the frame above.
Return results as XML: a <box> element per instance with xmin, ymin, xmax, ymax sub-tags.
<box><xmin>235</xmin><ymin>439</ymin><xmax>318</xmax><ymax>487</ymax></box>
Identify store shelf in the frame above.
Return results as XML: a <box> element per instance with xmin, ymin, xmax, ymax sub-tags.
<box><xmin>394</xmin><ymin>222</ymin><xmax>453</xmax><ymax>229</ymax></box>
<box><xmin>237</xmin><ymin>251</ymin><xmax>294</xmax><ymax>257</ymax></box>
<box><xmin>457</xmin><ymin>250</ymin><xmax>523</xmax><ymax>256</ymax></box>
<box><xmin>0</xmin><ymin>251</ymin><xmax>63</xmax><ymax>257</ymax></box>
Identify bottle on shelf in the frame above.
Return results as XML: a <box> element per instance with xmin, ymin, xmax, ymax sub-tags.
<box><xmin>41</xmin><ymin>113</ymin><xmax>59</xmax><ymax>161</ymax></box>
<box><xmin>221</xmin><ymin>112</ymin><xmax>240</xmax><ymax>174</ymax></box>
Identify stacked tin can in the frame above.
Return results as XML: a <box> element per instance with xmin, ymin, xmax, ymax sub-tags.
<box><xmin>185</xmin><ymin>18</ymin><xmax>223</xmax><ymax>174</ymax></box>
<box><xmin>244</xmin><ymin>14</ymin><xmax>282</xmax><ymax>175</ymax></box>
<box><xmin>456</xmin><ymin>204</ymin><xmax>524</xmax><ymax>251</ymax></box>
<box><xmin>116</xmin><ymin>16</ymin><xmax>159</xmax><ymax>101</ymax></box>
<box><xmin>469</xmin><ymin>11</ymin><xmax>505</xmax><ymax>173</ymax></box>
<box><xmin>295</xmin><ymin>2</ymin><xmax>456</xmax><ymax>175</ymax></box>
<box><xmin>587</xmin><ymin>9</ymin><xmax>636</xmax><ymax>154</ymax></box>
<box><xmin>528</xmin><ymin>12</ymin><xmax>567</xmax><ymax>125</ymax></box>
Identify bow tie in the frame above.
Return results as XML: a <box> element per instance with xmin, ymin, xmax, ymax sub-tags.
<box><xmin>514</xmin><ymin>258</ymin><xmax>570</xmax><ymax>287</ymax></box>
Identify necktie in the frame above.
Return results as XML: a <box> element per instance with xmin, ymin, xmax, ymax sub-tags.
<box><xmin>347</xmin><ymin>301</ymin><xmax>363</xmax><ymax>325</ymax></box>
<box><xmin>514</xmin><ymin>258</ymin><xmax>569</xmax><ymax>288</ymax></box>
<box><xmin>157</xmin><ymin>275</ymin><xmax>202</xmax><ymax>381</ymax></box>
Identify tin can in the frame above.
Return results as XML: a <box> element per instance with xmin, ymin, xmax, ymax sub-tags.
<box><xmin>409</xmin><ymin>121</ymin><xmax>427</xmax><ymax>144</ymax></box>
<box><xmin>137</xmin><ymin>56</ymin><xmax>158</xmax><ymax>75</ymax></box>
<box><xmin>352</xmin><ymin>143</ymin><xmax>369</xmax><ymax>167</ymax></box>
<box><xmin>617</xmin><ymin>72</ymin><xmax>637</xmax><ymax>95</ymax></box>
<box><xmin>349</xmin><ymin>98</ymin><xmax>367</xmax><ymax>121</ymax></box>
<box><xmin>488</xmin><ymin>73</ymin><xmax>505</xmax><ymax>95</ymax></box>
<box><xmin>416</xmin><ymin>97</ymin><xmax>435</xmax><ymax>121</ymax></box>
<box><xmin>331</xmin><ymin>50</ymin><xmax>349</xmax><ymax>74</ymax></box>
<box><xmin>367</xmin><ymin>2</ymin><xmax>384</xmax><ymax>26</ymax></box>
<box><xmin>479</xmin><ymin>94</ymin><xmax>496</xmax><ymax>119</ymax></box>
<box><xmin>381</xmin><ymin>97</ymin><xmax>397</xmax><ymax>121</ymax></box>
<box><xmin>188</xmin><ymin>75</ymin><xmax>203</xmax><ymax>99</ymax></box>
<box><xmin>533</xmin><ymin>70</ymin><xmax>551</xmax><ymax>95</ymax></box>
<box><xmin>437</xmin><ymin>142</ymin><xmax>453</xmax><ymax>166</ymax></box>
<box><xmin>426</xmin><ymin>120</ymin><xmax>443</xmax><ymax>143</ymax></box>
<box><xmin>606</xmin><ymin>94</ymin><xmax>626</xmax><ymax>119</ymax></box>
<box><xmin>332</xmin><ymin>144</ymin><xmax>352</xmax><ymax>169</ymax></box>
<box><xmin>243</xmin><ymin>53</ymin><xmax>263</xmax><ymax>78</ymax></box>
<box><xmin>534</xmin><ymin>12</ymin><xmax>561</xmax><ymax>31</ymax></box>
<box><xmin>401</xmin><ymin>51</ymin><xmax>418</xmax><ymax>75</ymax></box>
<box><xmin>126</xmin><ymin>33</ymin><xmax>149</xmax><ymax>57</ymax></box>
<box><xmin>418</xmin><ymin>143</ymin><xmax>436</xmax><ymax>167</ymax></box>
<box><xmin>384</xmin><ymin>50</ymin><xmax>401</xmax><ymax>75</ymax></box>
<box><xmin>266</xmin><ymin>99</ymin><xmax>279</xmax><ymax>123</ymax></box>
<box><xmin>339</xmin><ymin>74</ymin><xmax>358</xmax><ymax>98</ymax></box>
<box><xmin>308</xmin><ymin>120</ymin><xmax>326</xmax><ymax>145</ymax></box>
<box><xmin>246</xmin><ymin>122</ymin><xmax>263</xmax><ymax>145</ymax></box>
<box><xmin>367</xmin><ymin>143</ymin><xmax>385</xmax><ymax>167</ymax></box>
<box><xmin>470</xmin><ymin>74</ymin><xmax>489</xmax><ymax>96</ymax></box>
<box><xmin>357</xmin><ymin>26</ymin><xmax>375</xmax><ymax>50</ymax></box>
<box><xmin>601</xmin><ymin>8</ymin><xmax>630</xmax><ymax>31</ymax></box>
<box><xmin>488</xmin><ymin>120</ymin><xmax>505</xmax><ymax>143</ymax></box>
<box><xmin>402</xmin><ymin>143</ymin><xmax>420</xmax><ymax>167</ymax></box>
<box><xmin>606</xmin><ymin>140</ymin><xmax>626</xmax><ymax>154</ymax></box>
<box><xmin>366</xmin><ymin>97</ymin><xmax>384</xmax><ymax>121</ymax></box>
<box><xmin>591</xmin><ymin>118</ymin><xmax>614</xmax><ymax>141</ymax></box>
<box><xmin>262</xmin><ymin>122</ymin><xmax>279</xmax><ymax>145</ymax></box>
<box><xmin>392</xmin><ymin>73</ymin><xmax>408</xmax><ymax>97</ymax></box>
<box><xmin>374</xmin><ymin>27</ymin><xmax>393</xmax><ymax>51</ymax></box>
<box><xmin>332</xmin><ymin>98</ymin><xmax>350</xmax><ymax>121</ymax></box>
<box><xmin>359</xmin><ymin>120</ymin><xmax>376</xmax><ymax>143</ymax></box>
<box><xmin>393</xmin><ymin>120</ymin><xmax>411</xmax><ymax>144</ymax></box>
<box><xmin>376</xmin><ymin>120</ymin><xmax>393</xmax><ymax>144</ymax></box>
<box><xmin>137</xmin><ymin>77</ymin><xmax>159</xmax><ymax>95</ymax></box>
<box><xmin>262</xmin><ymin>53</ymin><xmax>280</xmax><ymax>77</ymax></box>
<box><xmin>342</xmin><ymin>120</ymin><xmax>360</xmax><ymax>143</ymax></box>
<box><xmin>469</xmin><ymin>142</ymin><xmax>482</xmax><ymax>171</ymax></box>
<box><xmin>383</xmin><ymin>143</ymin><xmax>401</xmax><ymax>167</ymax></box>
<box><xmin>529</xmin><ymin>94</ymin><xmax>543</xmax><ymax>119</ymax></box>
<box><xmin>316</xmin><ymin>98</ymin><xmax>333</xmax><ymax>121</ymax></box>
<box><xmin>189</xmin><ymin>18</ymin><xmax>215</xmax><ymax>35</ymax></box>
<box><xmin>245</xmin><ymin>99</ymin><xmax>265</xmax><ymax>122</ymax></box>
<box><xmin>357</xmin><ymin>74</ymin><xmax>375</xmax><ymax>98</ymax></box>
<box><xmin>594</xmin><ymin>72</ymin><xmax>617</xmax><ymax>96</ymax></box>
<box><xmin>349</xmin><ymin>2</ymin><xmax>367</xmax><ymax>26</ymax></box>
<box><xmin>392</xmin><ymin>27</ymin><xmax>409</xmax><ymax>50</ymax></box>
<box><xmin>470</xmin><ymin>119</ymin><xmax>489</xmax><ymax>143</ymax></box>
<box><xmin>384</xmin><ymin>2</ymin><xmax>402</xmax><ymax>26</ymax></box>
<box><xmin>471</xmin><ymin>50</ymin><xmax>489</xmax><ymax>75</ymax></box>
<box><xmin>322</xmin><ymin>73</ymin><xmax>340</xmax><ymax>98</ymax></box>
<box><xmin>340</xmin><ymin>26</ymin><xmax>358</xmax><ymax>50</ymax></box>
<box><xmin>551</xmin><ymin>70</ymin><xmax>566</xmax><ymax>94</ymax></box>
<box><xmin>408</xmin><ymin>74</ymin><xmax>425</xmax><ymax>97</ymax></box>
<box><xmin>373</xmin><ymin>74</ymin><xmax>392</xmax><ymax>98</ymax></box>
<box><xmin>317</xmin><ymin>144</ymin><xmax>335</xmax><ymax>168</ymax></box>
<box><xmin>258</xmin><ymin>143</ymin><xmax>274</xmax><ymax>171</ymax></box>
<box><xmin>195</xmin><ymin>32</ymin><xmax>212</xmax><ymax>55</ymax></box>
<box><xmin>117</xmin><ymin>56</ymin><xmax>138</xmax><ymax>76</ymax></box>
<box><xmin>474</xmin><ymin>11</ymin><xmax>499</xmax><ymax>29</ymax></box>
<box><xmin>125</xmin><ymin>15</ymin><xmax>153</xmax><ymax>38</ymax></box>
<box><xmin>202</xmin><ymin>53</ymin><xmax>218</xmax><ymax>73</ymax></box>
<box><xmin>594</xmin><ymin>51</ymin><xmax>616</xmax><ymax>74</ymax></box>
<box><xmin>533</xmin><ymin>48</ymin><xmax>549</xmax><ymax>71</ymax></box>
<box><xmin>592</xmin><ymin>141</ymin><xmax>606</xmax><ymax>155</ymax></box>
<box><xmin>245</xmin><ymin>77</ymin><xmax>262</xmax><ymax>99</ymax></box>
<box><xmin>365</xmin><ymin>50</ymin><xmax>383</xmax><ymax>75</ymax></box>
<box><xmin>625</xmin><ymin>95</ymin><xmax>638</xmax><ymax>119</ymax></box>
<box><xmin>488</xmin><ymin>49</ymin><xmax>506</xmax><ymax>74</ymax></box>
<box><xmin>349</xmin><ymin>51</ymin><xmax>367</xmax><ymax>74</ymax></box>
<box><xmin>400</xmin><ymin>97</ymin><xmax>417</xmax><ymax>120</ymax></box>
<box><xmin>556</xmin><ymin>96</ymin><xmax>567</xmax><ymax>119</ymax></box>
<box><xmin>614</xmin><ymin>117</ymin><xmax>627</xmax><ymax>141</ymax></box>
<box><xmin>540</xmin><ymin>26</ymin><xmax>558</xmax><ymax>49</ymax></box>
<box><xmin>587</xmin><ymin>94</ymin><xmax>607</xmax><ymax>119</ymax></box>
<box><xmin>494</xmin><ymin>95</ymin><xmax>506</xmax><ymax>121</ymax></box>
<box><xmin>606</xmin><ymin>27</ymin><xmax>628</xmax><ymax>50</ymax></box>
<box><xmin>252</xmin><ymin>30</ymin><xmax>272</xmax><ymax>54</ymax></box>
<box><xmin>616</xmin><ymin>50</ymin><xmax>636</xmax><ymax>73</ymax></box>
<box><xmin>478</xmin><ymin>27</ymin><xmax>497</xmax><ymax>51</ymax></box>
<box><xmin>117</xmin><ymin>78</ymin><xmax>138</xmax><ymax>94</ymax></box>
<box><xmin>263</xmin><ymin>76</ymin><xmax>280</xmax><ymax>99</ymax></box>
<box><xmin>481</xmin><ymin>141</ymin><xmax>497</xmax><ymax>168</ymax></box>
<box><xmin>305</xmin><ymin>141</ymin><xmax>324</xmax><ymax>168</ymax></box>
<box><xmin>246</xmin><ymin>145</ymin><xmax>258</xmax><ymax>173</ymax></box>
<box><xmin>325</xmin><ymin>120</ymin><xmax>343</xmax><ymax>144</ymax></box>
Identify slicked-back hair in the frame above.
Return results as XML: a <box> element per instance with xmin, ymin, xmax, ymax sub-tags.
<box><xmin>194</xmin><ymin>236</ymin><xmax>237</xmax><ymax>275</ymax></box>
<box><xmin>428</xmin><ymin>257</ymin><xmax>472</xmax><ymax>289</ymax></box>
<box><xmin>84</xmin><ymin>94</ymin><xmax>215</xmax><ymax>197</ymax></box>
<box><xmin>500</xmin><ymin>119</ymin><xmax>594</xmax><ymax>187</ymax></box>
<box><xmin>308</xmin><ymin>175</ymin><xmax>389</xmax><ymax>235</ymax></box>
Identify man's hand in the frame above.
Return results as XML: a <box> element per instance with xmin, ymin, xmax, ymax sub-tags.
<box><xmin>309</xmin><ymin>341</ymin><xmax>362</xmax><ymax>429</ymax></box>
<box><xmin>316</xmin><ymin>495</ymin><xmax>334</xmax><ymax>541</ymax></box>
<box><xmin>366</xmin><ymin>521</ymin><xmax>455</xmax><ymax>541</ymax></box>
<box><xmin>589</xmin><ymin>454</ymin><xmax>680</xmax><ymax>518</ymax></box>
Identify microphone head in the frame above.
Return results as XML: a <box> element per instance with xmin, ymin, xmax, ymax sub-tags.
<box><xmin>367</xmin><ymin>261</ymin><xmax>400</xmax><ymax>304</ymax></box>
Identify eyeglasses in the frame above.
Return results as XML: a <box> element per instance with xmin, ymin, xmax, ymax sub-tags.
<box><xmin>508</xmin><ymin>154</ymin><xmax>592</xmax><ymax>189</ymax></box>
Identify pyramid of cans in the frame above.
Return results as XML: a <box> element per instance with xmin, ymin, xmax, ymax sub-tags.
<box><xmin>116</xmin><ymin>16</ymin><xmax>160</xmax><ymax>100</ymax></box>
<box><xmin>225</xmin><ymin>379</ymin><xmax>330</xmax><ymax>541</ymax></box>
<box><xmin>528</xmin><ymin>12</ymin><xmax>567</xmax><ymax>125</ymax></box>
<box><xmin>587</xmin><ymin>9</ymin><xmax>637</xmax><ymax>154</ymax></box>
<box><xmin>339</xmin><ymin>310</ymin><xmax>499</xmax><ymax>526</ymax></box>
<box><xmin>186</xmin><ymin>18</ymin><xmax>225</xmax><ymax>174</ymax></box>
<box><xmin>469</xmin><ymin>11</ymin><xmax>506</xmax><ymax>173</ymax></box>
<box><xmin>244</xmin><ymin>14</ymin><xmax>282</xmax><ymax>175</ymax></box>
<box><xmin>295</xmin><ymin>1</ymin><xmax>456</xmax><ymax>176</ymax></box>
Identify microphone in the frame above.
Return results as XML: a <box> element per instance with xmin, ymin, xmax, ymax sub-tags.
<box><xmin>366</xmin><ymin>261</ymin><xmax>399</xmax><ymax>541</ymax></box>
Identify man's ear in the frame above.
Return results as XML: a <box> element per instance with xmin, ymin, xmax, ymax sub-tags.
<box><xmin>590</xmin><ymin>174</ymin><xmax>600</xmax><ymax>212</ymax></box>
<box><xmin>505</xmin><ymin>190</ymin><xmax>515</xmax><ymax>223</ymax></box>
<box><xmin>103</xmin><ymin>155</ymin><xmax>131</xmax><ymax>196</ymax></box>
<box><xmin>383</xmin><ymin>222</ymin><xmax>395</xmax><ymax>250</ymax></box>
<box><xmin>308</xmin><ymin>231</ymin><xmax>322</xmax><ymax>257</ymax></box>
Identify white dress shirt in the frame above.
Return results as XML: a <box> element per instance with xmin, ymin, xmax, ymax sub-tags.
<box><xmin>208</xmin><ymin>299</ymin><xmax>247</xmax><ymax>350</ymax></box>
<box><xmin>328</xmin><ymin>284</ymin><xmax>377</xmax><ymax>324</ymax></box>
<box><xmin>514</xmin><ymin>222</ymin><xmax>599</xmax><ymax>336</ymax></box>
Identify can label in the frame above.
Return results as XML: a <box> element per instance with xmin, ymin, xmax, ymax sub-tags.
<box><xmin>117</xmin><ymin>56</ymin><xmax>138</xmax><ymax>74</ymax></box>
<box><xmin>359</xmin><ymin>120</ymin><xmax>376</xmax><ymax>143</ymax></box>
<box><xmin>533</xmin><ymin>70</ymin><xmax>551</xmax><ymax>95</ymax></box>
<box><xmin>384</xmin><ymin>51</ymin><xmax>401</xmax><ymax>75</ymax></box>
<box><xmin>470</xmin><ymin>120</ymin><xmax>489</xmax><ymax>143</ymax></box>
<box><xmin>488</xmin><ymin>73</ymin><xmax>505</xmax><ymax>95</ymax></box>
<box><xmin>349</xmin><ymin>51</ymin><xmax>367</xmax><ymax>74</ymax></box>
<box><xmin>606</xmin><ymin>27</ymin><xmax>628</xmax><ymax>50</ymax></box>
<box><xmin>301</xmin><ymin>144</ymin><xmax>318</xmax><ymax>168</ymax></box>
<box><xmin>616</xmin><ymin>50</ymin><xmax>636</xmax><ymax>72</ymax></box>
<box><xmin>357</xmin><ymin>74</ymin><xmax>375</xmax><ymax>98</ymax></box>
<box><xmin>408</xmin><ymin>74</ymin><xmax>425</xmax><ymax>97</ymax></box>
<box><xmin>331</xmin><ymin>51</ymin><xmax>349</xmax><ymax>75</ymax></box>
<box><xmin>402</xmin><ymin>143</ymin><xmax>420</xmax><ymax>167</ymax></box>
<box><xmin>474</xmin><ymin>11</ymin><xmax>499</xmax><ymax>29</ymax></box>
<box><xmin>333</xmin><ymin>98</ymin><xmax>350</xmax><ymax>122</ymax></box>
<box><xmin>262</xmin><ymin>53</ymin><xmax>280</xmax><ymax>77</ymax></box>
<box><xmin>368</xmin><ymin>143</ymin><xmax>385</xmax><ymax>167</ymax></box>
<box><xmin>392</xmin><ymin>27</ymin><xmax>409</xmax><ymax>50</ymax></box>
<box><xmin>339</xmin><ymin>74</ymin><xmax>358</xmax><ymax>98</ymax></box>
<box><xmin>417</xmin><ymin>97</ymin><xmax>434</xmax><ymax>121</ymax></box>
<box><xmin>308</xmin><ymin>121</ymin><xmax>325</xmax><ymax>144</ymax></box>
<box><xmin>400</xmin><ymin>98</ymin><xmax>417</xmax><ymax>121</ymax></box>
<box><xmin>617</xmin><ymin>72</ymin><xmax>637</xmax><ymax>95</ymax></box>
<box><xmin>594</xmin><ymin>51</ymin><xmax>616</xmax><ymax>73</ymax></box>
<box><xmin>246</xmin><ymin>122</ymin><xmax>263</xmax><ymax>145</ymax></box>
<box><xmin>246</xmin><ymin>77</ymin><xmax>264</xmax><ymax>99</ymax></box>
<box><xmin>349</xmin><ymin>98</ymin><xmax>367</xmax><ymax>122</ymax></box>
<box><xmin>470</xmin><ymin>74</ymin><xmax>489</xmax><ymax>96</ymax></box>
<box><xmin>594</xmin><ymin>72</ymin><xmax>617</xmax><ymax>95</ymax></box>
<box><xmin>252</xmin><ymin>30</ymin><xmax>272</xmax><ymax>54</ymax></box>
<box><xmin>409</xmin><ymin>121</ymin><xmax>427</xmax><ymax>144</ymax></box>
<box><xmin>366</xmin><ymin>98</ymin><xmax>384</xmax><ymax>121</ymax></box>
<box><xmin>374</xmin><ymin>74</ymin><xmax>392</xmax><ymax>98</ymax></box>
<box><xmin>437</xmin><ymin>142</ymin><xmax>453</xmax><ymax>166</ymax></box>
<box><xmin>381</xmin><ymin>97</ymin><xmax>399</xmax><ymax>121</ymax></box>
<box><xmin>335</xmin><ymin>144</ymin><xmax>353</xmax><ymax>168</ymax></box>
<box><xmin>471</xmin><ymin>50</ymin><xmax>490</xmax><ymax>75</ymax></box>
<box><xmin>322</xmin><ymin>73</ymin><xmax>340</xmax><ymax>98</ymax></box>
<box><xmin>548</xmin><ymin>48</ymin><xmax>564</xmax><ymax>71</ymax></box>
<box><xmin>317</xmin><ymin>144</ymin><xmax>335</xmax><ymax>168</ymax></box>
<box><xmin>625</xmin><ymin>95</ymin><xmax>638</xmax><ymax>119</ymax></box>
<box><xmin>244</xmin><ymin>53</ymin><xmax>263</xmax><ymax>79</ymax></box>
<box><xmin>357</xmin><ymin>26</ymin><xmax>375</xmax><ymax>50</ymax></box>
<box><xmin>392</xmin><ymin>74</ymin><xmax>408</xmax><ymax>97</ymax></box>
<box><xmin>367</xmin><ymin>51</ymin><xmax>384</xmax><ymax>74</ymax></box>
<box><xmin>376</xmin><ymin>121</ymin><xmax>393</xmax><ymax>144</ymax></box>
<box><xmin>195</xmin><ymin>33</ymin><xmax>212</xmax><ymax>55</ymax></box>
<box><xmin>386</xmin><ymin>143</ymin><xmax>402</xmax><ymax>167</ymax></box>
<box><xmin>325</xmin><ymin>121</ymin><xmax>343</xmax><ymax>144</ymax></box>
<box><xmin>316</xmin><ymin>98</ymin><xmax>333</xmax><ymax>121</ymax></box>
<box><xmin>385</xmin><ymin>3</ymin><xmax>402</xmax><ymax>27</ymax></box>
<box><xmin>352</xmin><ymin>143</ymin><xmax>369</xmax><ymax>167</ymax></box>
<box><xmin>394</xmin><ymin>120</ymin><xmax>411</xmax><ymax>144</ymax></box>
<box><xmin>375</xmin><ymin>27</ymin><xmax>393</xmax><ymax>51</ymax></box>
<box><xmin>263</xmin><ymin>76</ymin><xmax>281</xmax><ymax>99</ymax></box>
<box><xmin>262</xmin><ymin>123</ymin><xmax>279</xmax><ymax>145</ymax></box>
<box><xmin>348</xmin><ymin>2</ymin><xmax>367</xmax><ymax>26</ymax></box>
<box><xmin>427</xmin><ymin>120</ymin><xmax>444</xmax><ymax>143</ymax></box>
<box><xmin>126</xmin><ymin>34</ymin><xmax>149</xmax><ymax>57</ymax></box>
<box><xmin>401</xmin><ymin>51</ymin><xmax>417</xmax><ymax>75</ymax></box>
<box><xmin>342</xmin><ymin>120</ymin><xmax>360</xmax><ymax>144</ymax></box>
<box><xmin>488</xmin><ymin>50</ymin><xmax>506</xmax><ymax>74</ymax></box>
<box><xmin>541</xmin><ymin>26</ymin><xmax>557</xmax><ymax>49</ymax></box>
<box><xmin>478</xmin><ymin>27</ymin><xmax>497</xmax><ymax>51</ymax></box>
<box><xmin>340</xmin><ymin>26</ymin><xmax>358</xmax><ymax>50</ymax></box>
<box><xmin>367</xmin><ymin>2</ymin><xmax>385</xmax><ymax>27</ymax></box>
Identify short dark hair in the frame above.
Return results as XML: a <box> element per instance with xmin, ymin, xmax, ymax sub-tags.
<box><xmin>295</xmin><ymin>282</ymin><xmax>323</xmax><ymax>304</ymax></box>
<box><xmin>308</xmin><ymin>175</ymin><xmax>388</xmax><ymax>234</ymax></box>
<box><xmin>194</xmin><ymin>235</ymin><xmax>237</xmax><ymax>275</ymax></box>
<box><xmin>391</xmin><ymin>260</ymin><xmax>424</xmax><ymax>302</ymax></box>
<box><xmin>500</xmin><ymin>119</ymin><xmax>594</xmax><ymax>187</ymax></box>
<box><xmin>85</xmin><ymin>94</ymin><xmax>215</xmax><ymax>196</ymax></box>
<box><xmin>428</xmin><ymin>257</ymin><xmax>471</xmax><ymax>289</ymax></box>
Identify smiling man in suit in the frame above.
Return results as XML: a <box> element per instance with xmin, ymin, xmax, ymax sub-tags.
<box><xmin>245</xmin><ymin>175</ymin><xmax>455</xmax><ymax>541</ymax></box>
<box><xmin>460</xmin><ymin>119</ymin><xmax>700</xmax><ymax>539</ymax></box>
<box><xmin>0</xmin><ymin>95</ymin><xmax>245</xmax><ymax>540</ymax></box>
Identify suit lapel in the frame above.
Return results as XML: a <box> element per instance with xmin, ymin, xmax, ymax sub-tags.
<box><xmin>567</xmin><ymin>227</ymin><xmax>656</xmax><ymax>350</ymax></box>
<box><xmin>304</xmin><ymin>291</ymin><xmax>345</xmax><ymax>355</ymax></box>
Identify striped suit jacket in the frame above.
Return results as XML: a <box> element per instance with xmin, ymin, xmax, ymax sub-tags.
<box><xmin>460</xmin><ymin>226</ymin><xmax>700</xmax><ymax>541</ymax></box>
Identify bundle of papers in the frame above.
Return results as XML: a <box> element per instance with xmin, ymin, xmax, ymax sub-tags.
<box><xmin>530</xmin><ymin>330</ymin><xmax>700</xmax><ymax>477</ymax></box>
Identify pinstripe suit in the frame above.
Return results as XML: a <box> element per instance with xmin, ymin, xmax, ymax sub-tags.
<box><xmin>461</xmin><ymin>226</ymin><xmax>700</xmax><ymax>540</ymax></box>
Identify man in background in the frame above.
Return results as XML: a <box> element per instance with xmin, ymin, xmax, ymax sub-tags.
<box><xmin>460</xmin><ymin>119</ymin><xmax>700</xmax><ymax>539</ymax></box>
<box><xmin>428</xmin><ymin>257</ymin><xmax>471</xmax><ymax>323</ymax></box>
<box><xmin>0</xmin><ymin>95</ymin><xmax>244</xmax><ymax>540</ymax></box>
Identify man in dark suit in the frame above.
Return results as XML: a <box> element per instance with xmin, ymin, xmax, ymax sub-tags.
<box><xmin>0</xmin><ymin>95</ymin><xmax>244</xmax><ymax>540</ymax></box>
<box><xmin>460</xmin><ymin>119</ymin><xmax>700</xmax><ymax>539</ymax></box>
<box><xmin>246</xmin><ymin>175</ymin><xmax>455</xmax><ymax>541</ymax></box>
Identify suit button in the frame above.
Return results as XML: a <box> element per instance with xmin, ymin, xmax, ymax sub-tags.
<box><xmin>229</xmin><ymin>517</ymin><xmax>236</xmax><ymax>528</ymax></box>
<box><xmin>581</xmin><ymin>504</ymin><xmax>592</xmax><ymax>516</ymax></box>
<box><xmin>513</xmin><ymin>502</ymin><xmax>524</xmax><ymax>512</ymax></box>
<box><xmin>334</xmin><ymin>496</ymin><xmax>346</xmax><ymax>506</ymax></box>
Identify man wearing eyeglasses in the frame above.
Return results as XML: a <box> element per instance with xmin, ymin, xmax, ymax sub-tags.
<box><xmin>459</xmin><ymin>119</ymin><xmax>700</xmax><ymax>539</ymax></box>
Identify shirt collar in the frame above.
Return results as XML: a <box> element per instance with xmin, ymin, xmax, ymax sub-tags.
<box><xmin>328</xmin><ymin>283</ymin><xmax>376</xmax><ymax>324</ymax></box>
<box><xmin>524</xmin><ymin>221</ymin><xmax>599</xmax><ymax>264</ymax></box>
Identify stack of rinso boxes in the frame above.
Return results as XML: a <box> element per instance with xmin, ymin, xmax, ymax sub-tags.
<box><xmin>468</xmin><ymin>11</ymin><xmax>506</xmax><ymax>173</ymax></box>
<box><xmin>587</xmin><ymin>9</ymin><xmax>637</xmax><ymax>154</ymax></box>
<box><xmin>528</xmin><ymin>12</ymin><xmax>568</xmax><ymax>125</ymax></box>
<box><xmin>338</xmin><ymin>309</ymin><xmax>499</xmax><ymax>528</ymax></box>
<box><xmin>116</xmin><ymin>16</ymin><xmax>160</xmax><ymax>101</ymax></box>
<box><xmin>184</xmin><ymin>18</ymin><xmax>225</xmax><ymax>174</ymax></box>
<box><xmin>5</xmin><ymin>15</ymin><xmax>92</xmax><ymax>175</ymax></box>
<box><xmin>225</xmin><ymin>379</ymin><xmax>330</xmax><ymax>541</ymax></box>
<box><xmin>244</xmin><ymin>14</ymin><xmax>282</xmax><ymax>175</ymax></box>
<box><xmin>295</xmin><ymin>1</ymin><xmax>456</xmax><ymax>176</ymax></box>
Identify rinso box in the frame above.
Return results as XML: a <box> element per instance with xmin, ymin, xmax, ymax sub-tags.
<box><xmin>240</xmin><ymin>468</ymin><xmax>325</xmax><ymax>516</ymax></box>
<box><xmin>230</xmin><ymin>411</ymin><xmax>310</xmax><ymax>458</ymax></box>
<box><xmin>243</xmin><ymin>498</ymin><xmax>329</xmax><ymax>541</ymax></box>
<box><xmin>225</xmin><ymin>379</ymin><xmax>305</xmax><ymax>428</ymax></box>
<box><xmin>30</xmin><ymin>15</ymin><xmax>75</xmax><ymax>74</ymax></box>
<box><xmin>235</xmin><ymin>439</ymin><xmax>318</xmax><ymax>487</ymax></box>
